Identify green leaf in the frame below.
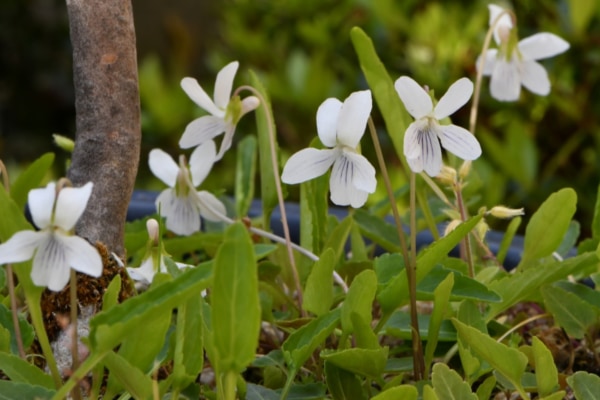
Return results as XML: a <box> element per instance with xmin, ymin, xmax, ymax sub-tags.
<box><xmin>322</xmin><ymin>216</ymin><xmax>354</xmax><ymax>264</ymax></box>
<box><xmin>303</xmin><ymin>248</ymin><xmax>336</xmax><ymax>316</ymax></box>
<box><xmin>0</xmin><ymin>303</ymin><xmax>34</xmax><ymax>355</ymax></box>
<box><xmin>554</xmin><ymin>280</ymin><xmax>600</xmax><ymax>309</ymax></box>
<box><xmin>496</xmin><ymin>217</ymin><xmax>521</xmax><ymax>266</ymax></box>
<box><xmin>423</xmin><ymin>384</ymin><xmax>440</xmax><ymax>400</ymax></box>
<box><xmin>417</xmin><ymin>265</ymin><xmax>501</xmax><ymax>303</ymax></box>
<box><xmin>531</xmin><ymin>336</ymin><xmax>559</xmax><ymax>396</ymax></box>
<box><xmin>567</xmin><ymin>371</ymin><xmax>600</xmax><ymax>399</ymax></box>
<box><xmin>0</xmin><ymin>352</ymin><xmax>54</xmax><ymax>389</ymax></box>
<box><xmin>102</xmin><ymin>275</ymin><xmax>121</xmax><ymax>311</ymax></box>
<box><xmin>89</xmin><ymin>262</ymin><xmax>212</xmax><ymax>352</ymax></box>
<box><xmin>475</xmin><ymin>376</ymin><xmax>496</xmax><ymax>400</ymax></box>
<box><xmin>324</xmin><ymin>361</ymin><xmax>367</xmax><ymax>400</ymax></box>
<box><xmin>282</xmin><ymin>308</ymin><xmax>341</xmax><ymax>373</ymax></box>
<box><xmin>592</xmin><ymin>184</ymin><xmax>600</xmax><ymax>240</ymax></box>
<box><xmin>452</xmin><ymin>319</ymin><xmax>528</xmax><ymax>392</ymax></box>
<box><xmin>235</xmin><ymin>135</ymin><xmax>258</xmax><ymax>218</ymax></box>
<box><xmin>519</xmin><ymin>188</ymin><xmax>577</xmax><ymax>269</ymax></box>
<box><xmin>371</xmin><ymin>385</ymin><xmax>418</xmax><ymax>400</ymax></box>
<box><xmin>486</xmin><ymin>252</ymin><xmax>598</xmax><ymax>319</ymax></box>
<box><xmin>172</xmin><ymin>293</ymin><xmax>204</xmax><ymax>390</ymax></box>
<box><xmin>431</xmin><ymin>362</ymin><xmax>477</xmax><ymax>400</ymax></box>
<box><xmin>212</xmin><ymin>222</ymin><xmax>260</xmax><ymax>373</ymax></box>
<box><xmin>103</xmin><ymin>351</ymin><xmax>153</xmax><ymax>400</ymax></box>
<box><xmin>425</xmin><ymin>273</ymin><xmax>454</xmax><ymax>376</ymax></box>
<box><xmin>568</xmin><ymin>0</ymin><xmax>597</xmax><ymax>35</ymax></box>
<box><xmin>249</xmin><ymin>70</ymin><xmax>279</xmax><ymax>228</ymax></box>
<box><xmin>541</xmin><ymin>285</ymin><xmax>598</xmax><ymax>339</ymax></box>
<box><xmin>321</xmin><ymin>347</ymin><xmax>388</xmax><ymax>379</ymax></box>
<box><xmin>350</xmin><ymin>27</ymin><xmax>411</xmax><ymax>169</ymax></box>
<box><xmin>383</xmin><ymin>312</ymin><xmax>456</xmax><ymax>342</ymax></box>
<box><xmin>353</xmin><ymin>209</ymin><xmax>401</xmax><ymax>253</ymax></box>
<box><xmin>10</xmin><ymin>152</ymin><xmax>54</xmax><ymax>209</ymax></box>
<box><xmin>352</xmin><ymin>312</ymin><xmax>380</xmax><ymax>350</ymax></box>
<box><xmin>0</xmin><ymin>380</ymin><xmax>55</xmax><ymax>399</ymax></box>
<box><xmin>341</xmin><ymin>269</ymin><xmax>377</xmax><ymax>335</ymax></box>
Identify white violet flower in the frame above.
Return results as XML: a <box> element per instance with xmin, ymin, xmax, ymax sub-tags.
<box><xmin>179</xmin><ymin>61</ymin><xmax>260</xmax><ymax>160</ymax></box>
<box><xmin>281</xmin><ymin>90</ymin><xmax>376</xmax><ymax>208</ymax></box>
<box><xmin>149</xmin><ymin>140</ymin><xmax>227</xmax><ymax>236</ymax></box>
<box><xmin>0</xmin><ymin>181</ymin><xmax>102</xmax><ymax>291</ymax></box>
<box><xmin>478</xmin><ymin>4</ymin><xmax>570</xmax><ymax>101</ymax></box>
<box><xmin>395</xmin><ymin>76</ymin><xmax>482</xmax><ymax>177</ymax></box>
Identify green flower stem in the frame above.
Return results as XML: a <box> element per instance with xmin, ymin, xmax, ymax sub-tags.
<box><xmin>235</xmin><ymin>85</ymin><xmax>305</xmax><ymax>314</ymax></box>
<box><xmin>455</xmin><ymin>185</ymin><xmax>475</xmax><ymax>278</ymax></box>
<box><xmin>69</xmin><ymin>269</ymin><xmax>82</xmax><ymax>400</ymax></box>
<box><xmin>367</xmin><ymin>118</ymin><xmax>424</xmax><ymax>380</ymax></box>
<box><xmin>27</xmin><ymin>289</ymin><xmax>62</xmax><ymax>388</ymax></box>
<box><xmin>0</xmin><ymin>161</ymin><xmax>26</xmax><ymax>359</ymax></box>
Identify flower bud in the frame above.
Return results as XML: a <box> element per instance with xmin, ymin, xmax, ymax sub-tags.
<box><xmin>437</xmin><ymin>165</ymin><xmax>457</xmax><ymax>186</ymax></box>
<box><xmin>53</xmin><ymin>134</ymin><xmax>75</xmax><ymax>153</ymax></box>
<box><xmin>146</xmin><ymin>218</ymin><xmax>160</xmax><ymax>246</ymax></box>
<box><xmin>444</xmin><ymin>219</ymin><xmax>462</xmax><ymax>237</ymax></box>
<box><xmin>458</xmin><ymin>160</ymin><xmax>472</xmax><ymax>180</ymax></box>
<box><xmin>488</xmin><ymin>206</ymin><xmax>525</xmax><ymax>219</ymax></box>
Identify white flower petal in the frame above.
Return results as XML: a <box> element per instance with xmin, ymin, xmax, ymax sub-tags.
<box><xmin>189</xmin><ymin>140</ymin><xmax>217</xmax><ymax>186</ymax></box>
<box><xmin>434</xmin><ymin>78</ymin><xmax>473</xmax><ymax>120</ymax></box>
<box><xmin>336</xmin><ymin>90</ymin><xmax>372</xmax><ymax>148</ymax></box>
<box><xmin>419</xmin><ymin>130</ymin><xmax>443</xmax><ymax>177</ymax></box>
<box><xmin>518</xmin><ymin>33</ymin><xmax>569</xmax><ymax>61</ymax></box>
<box><xmin>197</xmin><ymin>191</ymin><xmax>227</xmax><ymax>222</ymax></box>
<box><xmin>406</xmin><ymin>155</ymin><xmax>424</xmax><ymax>174</ymax></box>
<box><xmin>403</xmin><ymin>121</ymin><xmax>424</xmax><ymax>159</ymax></box>
<box><xmin>28</xmin><ymin>182</ymin><xmax>56</xmax><ymax>229</ymax></box>
<box><xmin>213</xmin><ymin>61</ymin><xmax>239</xmax><ymax>110</ymax></box>
<box><xmin>179</xmin><ymin>115</ymin><xmax>227</xmax><ymax>149</ymax></box>
<box><xmin>181</xmin><ymin>77</ymin><xmax>222</xmax><ymax>117</ymax></box>
<box><xmin>329</xmin><ymin>157</ymin><xmax>369</xmax><ymax>208</ymax></box>
<box><xmin>316</xmin><ymin>98</ymin><xmax>343</xmax><ymax>148</ymax></box>
<box><xmin>61</xmin><ymin>234</ymin><xmax>103</xmax><ymax>277</ymax></box>
<box><xmin>520</xmin><ymin>60</ymin><xmax>551</xmax><ymax>96</ymax></box>
<box><xmin>54</xmin><ymin>182</ymin><xmax>93</xmax><ymax>231</ymax></box>
<box><xmin>488</xmin><ymin>4</ymin><xmax>512</xmax><ymax>44</ymax></box>
<box><xmin>394</xmin><ymin>76</ymin><xmax>433</xmax><ymax>119</ymax></box>
<box><xmin>490</xmin><ymin>58</ymin><xmax>521</xmax><ymax>101</ymax></box>
<box><xmin>438</xmin><ymin>124</ymin><xmax>482</xmax><ymax>161</ymax></box>
<box><xmin>30</xmin><ymin>232</ymin><xmax>69</xmax><ymax>291</ymax></box>
<box><xmin>343</xmin><ymin>151</ymin><xmax>377</xmax><ymax>193</ymax></box>
<box><xmin>281</xmin><ymin>148</ymin><xmax>338</xmax><ymax>184</ymax></box>
<box><xmin>157</xmin><ymin>190</ymin><xmax>200</xmax><ymax>236</ymax></box>
<box><xmin>215</xmin><ymin>123</ymin><xmax>236</xmax><ymax>161</ymax></box>
<box><xmin>477</xmin><ymin>49</ymin><xmax>498</xmax><ymax>76</ymax></box>
<box><xmin>149</xmin><ymin>148</ymin><xmax>180</xmax><ymax>187</ymax></box>
<box><xmin>241</xmin><ymin>96</ymin><xmax>260</xmax><ymax>115</ymax></box>
<box><xmin>0</xmin><ymin>230</ymin><xmax>42</xmax><ymax>264</ymax></box>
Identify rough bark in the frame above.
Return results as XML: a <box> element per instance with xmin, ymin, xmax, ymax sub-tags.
<box><xmin>65</xmin><ymin>0</ymin><xmax>141</xmax><ymax>256</ymax></box>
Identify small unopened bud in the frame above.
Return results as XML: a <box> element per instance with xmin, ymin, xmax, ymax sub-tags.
<box><xmin>475</xmin><ymin>220</ymin><xmax>489</xmax><ymax>240</ymax></box>
<box><xmin>444</xmin><ymin>219</ymin><xmax>462</xmax><ymax>237</ymax></box>
<box><xmin>458</xmin><ymin>160</ymin><xmax>472</xmax><ymax>180</ymax></box>
<box><xmin>437</xmin><ymin>165</ymin><xmax>457</xmax><ymax>186</ymax></box>
<box><xmin>53</xmin><ymin>134</ymin><xmax>75</xmax><ymax>153</ymax></box>
<box><xmin>488</xmin><ymin>206</ymin><xmax>525</xmax><ymax>219</ymax></box>
<box><xmin>146</xmin><ymin>218</ymin><xmax>160</xmax><ymax>245</ymax></box>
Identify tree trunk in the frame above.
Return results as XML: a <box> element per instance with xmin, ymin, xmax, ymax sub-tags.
<box><xmin>65</xmin><ymin>0</ymin><xmax>141</xmax><ymax>256</ymax></box>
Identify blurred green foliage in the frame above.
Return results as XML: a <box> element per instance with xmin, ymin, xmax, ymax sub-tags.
<box><xmin>2</xmin><ymin>0</ymin><xmax>600</xmax><ymax>235</ymax></box>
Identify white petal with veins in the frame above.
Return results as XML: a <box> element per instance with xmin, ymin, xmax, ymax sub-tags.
<box><xmin>54</xmin><ymin>182</ymin><xmax>93</xmax><ymax>232</ymax></box>
<box><xmin>394</xmin><ymin>76</ymin><xmax>432</xmax><ymax>119</ymax></box>
<box><xmin>434</xmin><ymin>78</ymin><xmax>473</xmax><ymax>120</ymax></box>
<box><xmin>181</xmin><ymin>77</ymin><xmax>222</xmax><ymax>117</ymax></box>
<box><xmin>28</xmin><ymin>183</ymin><xmax>55</xmax><ymax>229</ymax></box>
<box><xmin>213</xmin><ymin>61</ymin><xmax>238</xmax><ymax>110</ymax></box>
<box><xmin>149</xmin><ymin>149</ymin><xmax>180</xmax><ymax>187</ymax></box>
<box><xmin>281</xmin><ymin>148</ymin><xmax>338</xmax><ymax>184</ymax></box>
<box><xmin>179</xmin><ymin>115</ymin><xmax>227</xmax><ymax>149</ymax></box>
<box><xmin>316</xmin><ymin>98</ymin><xmax>343</xmax><ymax>148</ymax></box>
<box><xmin>336</xmin><ymin>90</ymin><xmax>372</xmax><ymax>148</ymax></box>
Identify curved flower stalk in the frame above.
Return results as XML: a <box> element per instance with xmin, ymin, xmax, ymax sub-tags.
<box><xmin>179</xmin><ymin>61</ymin><xmax>260</xmax><ymax>160</ymax></box>
<box><xmin>149</xmin><ymin>141</ymin><xmax>227</xmax><ymax>236</ymax></box>
<box><xmin>281</xmin><ymin>90</ymin><xmax>376</xmax><ymax>208</ymax></box>
<box><xmin>395</xmin><ymin>76</ymin><xmax>482</xmax><ymax>177</ymax></box>
<box><xmin>0</xmin><ymin>181</ymin><xmax>102</xmax><ymax>291</ymax></box>
<box><xmin>478</xmin><ymin>4</ymin><xmax>569</xmax><ymax>102</ymax></box>
<box><xmin>127</xmin><ymin>219</ymin><xmax>191</xmax><ymax>284</ymax></box>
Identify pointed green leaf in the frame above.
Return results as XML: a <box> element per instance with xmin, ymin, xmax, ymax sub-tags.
<box><xmin>235</xmin><ymin>135</ymin><xmax>258</xmax><ymax>218</ymax></box>
<box><xmin>321</xmin><ymin>347</ymin><xmax>388</xmax><ymax>378</ymax></box>
<box><xmin>0</xmin><ymin>352</ymin><xmax>54</xmax><ymax>389</ymax></box>
<box><xmin>0</xmin><ymin>381</ymin><xmax>55</xmax><ymax>399</ymax></box>
<box><xmin>486</xmin><ymin>252</ymin><xmax>598</xmax><ymax>319</ymax></box>
<box><xmin>431</xmin><ymin>362</ymin><xmax>477</xmax><ymax>400</ymax></box>
<box><xmin>103</xmin><ymin>351</ymin><xmax>153</xmax><ymax>400</ymax></box>
<box><xmin>282</xmin><ymin>308</ymin><xmax>341</xmax><ymax>373</ymax></box>
<box><xmin>0</xmin><ymin>304</ymin><xmax>34</xmax><ymax>355</ymax></box>
<box><xmin>10</xmin><ymin>152</ymin><xmax>55</xmax><ymax>209</ymax></box>
<box><xmin>541</xmin><ymin>285</ymin><xmax>598</xmax><ymax>339</ymax></box>
<box><xmin>425</xmin><ymin>273</ymin><xmax>454</xmax><ymax>376</ymax></box>
<box><xmin>452</xmin><ymin>319</ymin><xmax>527</xmax><ymax>392</ymax></box>
<box><xmin>519</xmin><ymin>188</ymin><xmax>577</xmax><ymax>269</ymax></box>
<box><xmin>303</xmin><ymin>248</ymin><xmax>336</xmax><ymax>316</ymax></box>
<box><xmin>323</xmin><ymin>216</ymin><xmax>354</xmax><ymax>263</ymax></box>
<box><xmin>172</xmin><ymin>293</ymin><xmax>204</xmax><ymax>390</ymax></box>
<box><xmin>212</xmin><ymin>222</ymin><xmax>260</xmax><ymax>373</ymax></box>
<box><xmin>475</xmin><ymin>376</ymin><xmax>496</xmax><ymax>400</ymax></box>
<box><xmin>341</xmin><ymin>269</ymin><xmax>377</xmax><ymax>335</ymax></box>
<box><xmin>531</xmin><ymin>337</ymin><xmax>559</xmax><ymax>396</ymax></box>
<box><xmin>353</xmin><ymin>209</ymin><xmax>401</xmax><ymax>253</ymax></box>
<box><xmin>352</xmin><ymin>312</ymin><xmax>380</xmax><ymax>350</ymax></box>
<box><xmin>324</xmin><ymin>361</ymin><xmax>367</xmax><ymax>400</ymax></box>
<box><xmin>249</xmin><ymin>70</ymin><xmax>279</xmax><ymax>228</ymax></box>
<box><xmin>102</xmin><ymin>275</ymin><xmax>121</xmax><ymax>311</ymax></box>
<box><xmin>417</xmin><ymin>265</ymin><xmax>501</xmax><ymax>303</ymax></box>
<box><xmin>371</xmin><ymin>385</ymin><xmax>418</xmax><ymax>400</ymax></box>
<box><xmin>423</xmin><ymin>384</ymin><xmax>439</xmax><ymax>400</ymax></box>
<box><xmin>567</xmin><ymin>371</ymin><xmax>600</xmax><ymax>400</ymax></box>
